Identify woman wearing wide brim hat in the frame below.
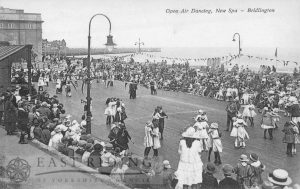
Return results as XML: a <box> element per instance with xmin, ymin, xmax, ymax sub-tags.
<box><xmin>175</xmin><ymin>127</ymin><xmax>203</xmax><ymax>189</ymax></box>
<box><xmin>268</xmin><ymin>169</ymin><xmax>292</xmax><ymax>188</ymax></box>
<box><xmin>207</xmin><ymin>123</ymin><xmax>222</xmax><ymax>165</ymax></box>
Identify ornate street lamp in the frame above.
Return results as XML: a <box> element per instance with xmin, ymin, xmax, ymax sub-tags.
<box><xmin>232</xmin><ymin>33</ymin><xmax>241</xmax><ymax>56</ymax></box>
<box><xmin>86</xmin><ymin>13</ymin><xmax>116</xmax><ymax>134</ymax></box>
<box><xmin>134</xmin><ymin>38</ymin><xmax>144</xmax><ymax>53</ymax></box>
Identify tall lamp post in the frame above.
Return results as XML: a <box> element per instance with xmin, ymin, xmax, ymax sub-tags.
<box><xmin>134</xmin><ymin>38</ymin><xmax>144</xmax><ymax>53</ymax></box>
<box><xmin>86</xmin><ymin>13</ymin><xmax>116</xmax><ymax>134</ymax></box>
<box><xmin>232</xmin><ymin>33</ymin><xmax>242</xmax><ymax>56</ymax></box>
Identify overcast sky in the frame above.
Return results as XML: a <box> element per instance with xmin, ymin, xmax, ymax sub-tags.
<box><xmin>1</xmin><ymin>0</ymin><xmax>300</xmax><ymax>49</ymax></box>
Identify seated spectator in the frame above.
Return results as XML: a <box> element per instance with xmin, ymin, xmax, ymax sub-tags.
<box><xmin>33</xmin><ymin>119</ymin><xmax>43</xmax><ymax>141</ymax></box>
<box><xmin>158</xmin><ymin>160</ymin><xmax>174</xmax><ymax>189</ymax></box>
<box><xmin>40</xmin><ymin>124</ymin><xmax>51</xmax><ymax>145</ymax></box>
<box><xmin>88</xmin><ymin>143</ymin><xmax>103</xmax><ymax>169</ymax></box>
<box><xmin>48</xmin><ymin>127</ymin><xmax>63</xmax><ymax>150</ymax></box>
<box><xmin>57</xmin><ymin>137</ymin><xmax>69</xmax><ymax>156</ymax></box>
<box><xmin>82</xmin><ymin>143</ymin><xmax>93</xmax><ymax>165</ymax></box>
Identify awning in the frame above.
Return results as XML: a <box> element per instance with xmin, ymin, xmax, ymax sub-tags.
<box><xmin>0</xmin><ymin>45</ymin><xmax>29</xmax><ymax>61</ymax></box>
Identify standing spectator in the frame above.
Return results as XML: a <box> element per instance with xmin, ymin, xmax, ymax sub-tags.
<box><xmin>218</xmin><ymin>164</ymin><xmax>239</xmax><ymax>189</ymax></box>
<box><xmin>116</xmin><ymin>123</ymin><xmax>131</xmax><ymax>153</ymax></box>
<box><xmin>282</xmin><ymin>121</ymin><xmax>297</xmax><ymax>157</ymax></box>
<box><xmin>233</xmin><ymin>154</ymin><xmax>252</xmax><ymax>189</ymax></box>
<box><xmin>202</xmin><ymin>163</ymin><xmax>218</xmax><ymax>189</ymax></box>
<box><xmin>158</xmin><ymin>160</ymin><xmax>174</xmax><ymax>189</ymax></box>
<box><xmin>17</xmin><ymin>103</ymin><xmax>30</xmax><ymax>144</ymax></box>
<box><xmin>175</xmin><ymin>127</ymin><xmax>203</xmax><ymax>189</ymax></box>
<box><xmin>0</xmin><ymin>93</ymin><xmax>5</xmax><ymax>126</ymax></box>
<box><xmin>4</xmin><ymin>92</ymin><xmax>17</xmax><ymax>135</ymax></box>
<box><xmin>225</xmin><ymin>96</ymin><xmax>238</xmax><ymax>131</ymax></box>
<box><xmin>249</xmin><ymin>153</ymin><xmax>265</xmax><ymax>187</ymax></box>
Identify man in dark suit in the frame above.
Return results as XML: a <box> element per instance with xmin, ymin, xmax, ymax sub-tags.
<box><xmin>225</xmin><ymin>96</ymin><xmax>238</xmax><ymax>131</ymax></box>
<box><xmin>218</xmin><ymin>164</ymin><xmax>239</xmax><ymax>189</ymax></box>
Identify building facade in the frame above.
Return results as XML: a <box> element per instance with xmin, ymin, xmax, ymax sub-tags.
<box><xmin>42</xmin><ymin>39</ymin><xmax>67</xmax><ymax>56</ymax></box>
<box><xmin>0</xmin><ymin>7</ymin><xmax>43</xmax><ymax>60</ymax></box>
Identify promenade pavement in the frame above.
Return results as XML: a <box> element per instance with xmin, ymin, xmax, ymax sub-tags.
<box><xmin>0</xmin><ymin>126</ymin><xmax>118</xmax><ymax>189</ymax></box>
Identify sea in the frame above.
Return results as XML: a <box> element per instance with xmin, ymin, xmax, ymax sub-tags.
<box><xmin>84</xmin><ymin>47</ymin><xmax>300</xmax><ymax>73</ymax></box>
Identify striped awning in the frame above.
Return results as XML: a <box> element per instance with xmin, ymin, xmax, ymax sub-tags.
<box><xmin>0</xmin><ymin>45</ymin><xmax>28</xmax><ymax>61</ymax></box>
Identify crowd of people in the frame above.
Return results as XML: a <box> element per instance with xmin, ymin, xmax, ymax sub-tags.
<box><xmin>1</xmin><ymin>54</ymin><xmax>300</xmax><ymax>189</ymax></box>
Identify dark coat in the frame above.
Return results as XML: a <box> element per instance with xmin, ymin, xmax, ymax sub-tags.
<box><xmin>282</xmin><ymin>124</ymin><xmax>296</xmax><ymax>143</ymax></box>
<box><xmin>218</xmin><ymin>176</ymin><xmax>239</xmax><ymax>189</ymax></box>
<box><xmin>116</xmin><ymin>129</ymin><xmax>131</xmax><ymax>150</ymax></box>
<box><xmin>202</xmin><ymin>172</ymin><xmax>218</xmax><ymax>189</ymax></box>
<box><xmin>40</xmin><ymin>128</ymin><xmax>51</xmax><ymax>145</ymax></box>
<box><xmin>4</xmin><ymin>100</ymin><xmax>17</xmax><ymax>124</ymax></box>
<box><xmin>37</xmin><ymin>106</ymin><xmax>51</xmax><ymax>119</ymax></box>
<box><xmin>287</xmin><ymin>104</ymin><xmax>300</xmax><ymax>117</ymax></box>
<box><xmin>88</xmin><ymin>151</ymin><xmax>102</xmax><ymax>169</ymax></box>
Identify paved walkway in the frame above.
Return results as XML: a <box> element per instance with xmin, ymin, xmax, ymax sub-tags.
<box><xmin>0</xmin><ymin>127</ymin><xmax>117</xmax><ymax>189</ymax></box>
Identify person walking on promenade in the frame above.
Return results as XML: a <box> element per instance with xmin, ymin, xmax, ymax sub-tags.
<box><xmin>175</xmin><ymin>127</ymin><xmax>203</xmax><ymax>189</ymax></box>
<box><xmin>158</xmin><ymin>106</ymin><xmax>168</xmax><ymax>140</ymax></box>
<box><xmin>282</xmin><ymin>121</ymin><xmax>297</xmax><ymax>157</ymax></box>
<box><xmin>225</xmin><ymin>96</ymin><xmax>238</xmax><ymax>131</ymax></box>
<box><xmin>207</xmin><ymin>123</ymin><xmax>222</xmax><ymax>165</ymax></box>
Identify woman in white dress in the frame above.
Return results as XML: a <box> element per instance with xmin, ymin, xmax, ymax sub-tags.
<box><xmin>175</xmin><ymin>127</ymin><xmax>203</xmax><ymax>189</ymax></box>
<box><xmin>242</xmin><ymin>100</ymin><xmax>256</xmax><ymax>127</ymax></box>
<box><xmin>104</xmin><ymin>98</ymin><xmax>117</xmax><ymax>126</ymax></box>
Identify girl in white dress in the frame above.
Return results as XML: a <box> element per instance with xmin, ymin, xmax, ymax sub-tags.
<box><xmin>242</xmin><ymin>100</ymin><xmax>256</xmax><ymax>127</ymax></box>
<box><xmin>193</xmin><ymin>115</ymin><xmax>209</xmax><ymax>151</ymax></box>
<box><xmin>175</xmin><ymin>127</ymin><xmax>203</xmax><ymax>189</ymax></box>
<box><xmin>231</xmin><ymin>118</ymin><xmax>249</xmax><ymax>148</ymax></box>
